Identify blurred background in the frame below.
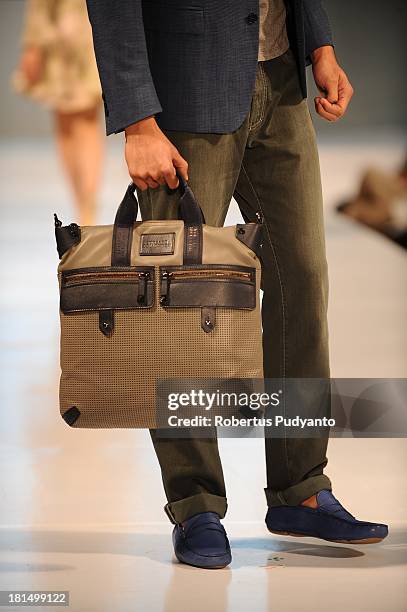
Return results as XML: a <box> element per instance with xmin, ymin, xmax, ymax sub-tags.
<box><xmin>0</xmin><ymin>2</ymin><xmax>406</xmax><ymax>612</ymax></box>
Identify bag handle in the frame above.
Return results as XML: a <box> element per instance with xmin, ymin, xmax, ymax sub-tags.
<box><xmin>111</xmin><ymin>174</ymin><xmax>205</xmax><ymax>266</ymax></box>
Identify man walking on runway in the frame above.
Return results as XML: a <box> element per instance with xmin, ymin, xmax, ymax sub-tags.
<box><xmin>86</xmin><ymin>0</ymin><xmax>388</xmax><ymax>568</ymax></box>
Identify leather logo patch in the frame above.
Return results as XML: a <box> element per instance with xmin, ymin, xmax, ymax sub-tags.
<box><xmin>140</xmin><ymin>233</ymin><xmax>175</xmax><ymax>255</ymax></box>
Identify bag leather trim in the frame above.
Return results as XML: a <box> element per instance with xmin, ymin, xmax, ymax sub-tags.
<box><xmin>55</xmin><ymin>224</ymin><xmax>81</xmax><ymax>258</ymax></box>
<box><xmin>60</xmin><ymin>266</ymin><xmax>155</xmax><ymax>313</ymax></box>
<box><xmin>235</xmin><ymin>223</ymin><xmax>264</xmax><ymax>258</ymax></box>
<box><xmin>160</xmin><ymin>265</ymin><xmax>256</xmax><ymax>309</ymax></box>
<box><xmin>99</xmin><ymin>309</ymin><xmax>115</xmax><ymax>336</ymax></box>
<box><xmin>183</xmin><ymin>224</ymin><xmax>203</xmax><ymax>264</ymax></box>
<box><xmin>62</xmin><ymin>406</ymin><xmax>81</xmax><ymax>426</ymax></box>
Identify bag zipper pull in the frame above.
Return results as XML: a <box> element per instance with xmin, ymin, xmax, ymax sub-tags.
<box><xmin>160</xmin><ymin>271</ymin><xmax>172</xmax><ymax>305</ymax></box>
<box><xmin>137</xmin><ymin>271</ymin><xmax>150</xmax><ymax>305</ymax></box>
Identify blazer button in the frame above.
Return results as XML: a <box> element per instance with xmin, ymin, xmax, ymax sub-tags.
<box><xmin>246</xmin><ymin>12</ymin><xmax>258</xmax><ymax>24</ymax></box>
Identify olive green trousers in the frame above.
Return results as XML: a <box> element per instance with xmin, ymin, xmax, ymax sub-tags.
<box><xmin>137</xmin><ymin>49</ymin><xmax>332</xmax><ymax>524</ymax></box>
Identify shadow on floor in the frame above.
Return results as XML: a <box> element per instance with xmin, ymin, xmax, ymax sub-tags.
<box><xmin>0</xmin><ymin>527</ymin><xmax>405</xmax><ymax>570</ymax></box>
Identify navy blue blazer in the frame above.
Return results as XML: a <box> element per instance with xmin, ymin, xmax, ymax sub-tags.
<box><xmin>86</xmin><ymin>1</ymin><xmax>333</xmax><ymax>136</ymax></box>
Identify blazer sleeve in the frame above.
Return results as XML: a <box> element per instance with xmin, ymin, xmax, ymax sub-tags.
<box><xmin>302</xmin><ymin>0</ymin><xmax>334</xmax><ymax>62</ymax></box>
<box><xmin>86</xmin><ymin>0</ymin><xmax>162</xmax><ymax>135</ymax></box>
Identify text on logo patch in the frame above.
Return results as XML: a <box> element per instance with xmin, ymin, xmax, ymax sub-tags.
<box><xmin>140</xmin><ymin>233</ymin><xmax>175</xmax><ymax>255</ymax></box>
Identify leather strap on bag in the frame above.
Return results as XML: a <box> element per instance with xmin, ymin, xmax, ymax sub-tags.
<box><xmin>111</xmin><ymin>175</ymin><xmax>205</xmax><ymax>266</ymax></box>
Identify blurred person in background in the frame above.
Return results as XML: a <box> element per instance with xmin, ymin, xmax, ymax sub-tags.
<box><xmin>337</xmin><ymin>157</ymin><xmax>407</xmax><ymax>249</ymax></box>
<box><xmin>12</xmin><ymin>0</ymin><xmax>103</xmax><ymax>225</ymax></box>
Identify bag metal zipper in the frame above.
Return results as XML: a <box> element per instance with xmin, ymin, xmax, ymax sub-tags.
<box><xmin>160</xmin><ymin>268</ymin><xmax>252</xmax><ymax>304</ymax></box>
<box><xmin>166</xmin><ymin>269</ymin><xmax>252</xmax><ymax>281</ymax></box>
<box><xmin>64</xmin><ymin>270</ymin><xmax>152</xmax><ymax>305</ymax></box>
<box><xmin>64</xmin><ymin>270</ymin><xmax>150</xmax><ymax>285</ymax></box>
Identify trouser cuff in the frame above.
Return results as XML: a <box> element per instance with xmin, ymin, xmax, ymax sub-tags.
<box><xmin>265</xmin><ymin>474</ymin><xmax>332</xmax><ymax>507</ymax></box>
<box><xmin>164</xmin><ymin>492</ymin><xmax>228</xmax><ymax>524</ymax></box>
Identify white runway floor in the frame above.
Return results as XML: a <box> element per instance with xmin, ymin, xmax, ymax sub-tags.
<box><xmin>0</xmin><ymin>134</ymin><xmax>406</xmax><ymax>612</ymax></box>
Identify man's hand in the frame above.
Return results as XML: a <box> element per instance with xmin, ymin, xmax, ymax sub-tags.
<box><xmin>124</xmin><ymin>116</ymin><xmax>188</xmax><ymax>190</ymax></box>
<box><xmin>311</xmin><ymin>45</ymin><xmax>354</xmax><ymax>122</ymax></box>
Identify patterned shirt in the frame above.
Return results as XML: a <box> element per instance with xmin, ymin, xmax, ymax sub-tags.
<box><xmin>258</xmin><ymin>0</ymin><xmax>290</xmax><ymax>61</ymax></box>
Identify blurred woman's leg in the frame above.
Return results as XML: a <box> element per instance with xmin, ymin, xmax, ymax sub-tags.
<box><xmin>54</xmin><ymin>106</ymin><xmax>104</xmax><ymax>225</ymax></box>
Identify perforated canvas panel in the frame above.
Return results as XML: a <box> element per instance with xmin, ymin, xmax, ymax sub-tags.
<box><xmin>59</xmin><ymin>266</ymin><xmax>263</xmax><ymax>428</ymax></box>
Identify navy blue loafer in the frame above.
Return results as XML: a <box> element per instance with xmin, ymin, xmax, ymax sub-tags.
<box><xmin>173</xmin><ymin>511</ymin><xmax>232</xmax><ymax>568</ymax></box>
<box><xmin>266</xmin><ymin>490</ymin><xmax>388</xmax><ymax>544</ymax></box>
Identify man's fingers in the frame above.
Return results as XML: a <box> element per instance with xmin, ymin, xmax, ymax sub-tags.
<box><xmin>133</xmin><ymin>172</ymin><xmax>175</xmax><ymax>190</ymax></box>
<box><xmin>337</xmin><ymin>75</ymin><xmax>354</xmax><ymax>115</ymax></box>
<box><xmin>314</xmin><ymin>98</ymin><xmax>338</xmax><ymax>122</ymax></box>
<box><xmin>321</xmin><ymin>78</ymin><xmax>353</xmax><ymax>118</ymax></box>
<box><xmin>149</xmin><ymin>171</ymin><xmax>170</xmax><ymax>188</ymax></box>
<box><xmin>315</xmin><ymin>98</ymin><xmax>338</xmax><ymax>121</ymax></box>
<box><xmin>337</xmin><ymin>91</ymin><xmax>351</xmax><ymax>115</ymax></box>
<box><xmin>124</xmin><ymin>125</ymin><xmax>189</xmax><ymax>191</ymax></box>
<box><xmin>312</xmin><ymin>59</ymin><xmax>353</xmax><ymax>122</ymax></box>
<box><xmin>163</xmin><ymin>166</ymin><xmax>179</xmax><ymax>190</ymax></box>
<box><xmin>132</xmin><ymin>177</ymin><xmax>149</xmax><ymax>191</ymax></box>
<box><xmin>146</xmin><ymin>177</ymin><xmax>160</xmax><ymax>189</ymax></box>
<box><xmin>319</xmin><ymin>98</ymin><xmax>343</xmax><ymax>118</ymax></box>
<box><xmin>173</xmin><ymin>152</ymin><xmax>189</xmax><ymax>181</ymax></box>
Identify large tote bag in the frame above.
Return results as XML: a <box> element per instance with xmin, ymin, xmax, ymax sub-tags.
<box><xmin>54</xmin><ymin>178</ymin><xmax>264</xmax><ymax>428</ymax></box>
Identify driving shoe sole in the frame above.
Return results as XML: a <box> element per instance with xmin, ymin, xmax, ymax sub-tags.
<box><xmin>267</xmin><ymin>528</ymin><xmax>385</xmax><ymax>544</ymax></box>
